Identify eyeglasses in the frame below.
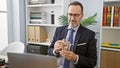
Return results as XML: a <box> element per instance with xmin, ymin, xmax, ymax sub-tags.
<box><xmin>67</xmin><ymin>13</ymin><xmax>81</xmax><ymax>17</ymax></box>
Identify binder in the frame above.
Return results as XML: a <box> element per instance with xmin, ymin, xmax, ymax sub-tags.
<box><xmin>35</xmin><ymin>26</ymin><xmax>48</xmax><ymax>43</ymax></box>
<box><xmin>27</xmin><ymin>26</ymin><xmax>36</xmax><ymax>42</ymax></box>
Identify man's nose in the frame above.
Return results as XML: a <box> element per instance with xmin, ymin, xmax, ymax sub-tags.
<box><xmin>70</xmin><ymin>16</ymin><xmax>75</xmax><ymax>20</ymax></box>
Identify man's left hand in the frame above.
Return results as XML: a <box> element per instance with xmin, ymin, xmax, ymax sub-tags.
<box><xmin>60</xmin><ymin>50</ymin><xmax>77</xmax><ymax>62</ymax></box>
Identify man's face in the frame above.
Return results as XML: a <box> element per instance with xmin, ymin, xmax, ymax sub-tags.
<box><xmin>67</xmin><ymin>5</ymin><xmax>84</xmax><ymax>28</ymax></box>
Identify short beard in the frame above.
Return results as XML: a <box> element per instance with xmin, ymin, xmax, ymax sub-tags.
<box><xmin>69</xmin><ymin>22</ymin><xmax>78</xmax><ymax>28</ymax></box>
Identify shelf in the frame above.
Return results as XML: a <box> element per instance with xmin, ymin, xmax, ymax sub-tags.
<box><xmin>27</xmin><ymin>4</ymin><xmax>62</xmax><ymax>7</ymax></box>
<box><xmin>26</xmin><ymin>0</ymin><xmax>66</xmax><ymax>49</ymax></box>
<box><xmin>104</xmin><ymin>0</ymin><xmax>120</xmax><ymax>2</ymax></box>
<box><xmin>28</xmin><ymin>42</ymin><xmax>50</xmax><ymax>46</ymax></box>
<box><xmin>102</xmin><ymin>27</ymin><xmax>120</xmax><ymax>29</ymax></box>
<box><xmin>28</xmin><ymin>24</ymin><xmax>61</xmax><ymax>27</ymax></box>
<box><xmin>101</xmin><ymin>47</ymin><xmax>120</xmax><ymax>52</ymax></box>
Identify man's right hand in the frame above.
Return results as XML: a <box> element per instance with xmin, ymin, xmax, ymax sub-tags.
<box><xmin>54</xmin><ymin>40</ymin><xmax>64</xmax><ymax>54</ymax></box>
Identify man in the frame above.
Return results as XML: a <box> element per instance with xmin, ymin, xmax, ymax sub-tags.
<box><xmin>48</xmin><ymin>1</ymin><xmax>97</xmax><ymax>68</ymax></box>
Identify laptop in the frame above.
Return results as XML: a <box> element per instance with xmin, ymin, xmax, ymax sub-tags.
<box><xmin>7</xmin><ymin>53</ymin><xmax>57</xmax><ymax>68</ymax></box>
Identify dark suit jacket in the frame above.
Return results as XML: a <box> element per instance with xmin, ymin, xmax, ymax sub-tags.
<box><xmin>48</xmin><ymin>25</ymin><xmax>97</xmax><ymax>68</ymax></box>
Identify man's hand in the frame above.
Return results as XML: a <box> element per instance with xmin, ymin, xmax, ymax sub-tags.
<box><xmin>60</xmin><ymin>50</ymin><xmax>77</xmax><ymax>62</ymax></box>
<box><xmin>54</xmin><ymin>40</ymin><xmax>64</xmax><ymax>54</ymax></box>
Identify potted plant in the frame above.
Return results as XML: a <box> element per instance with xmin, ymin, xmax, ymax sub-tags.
<box><xmin>59</xmin><ymin>13</ymin><xmax>97</xmax><ymax>26</ymax></box>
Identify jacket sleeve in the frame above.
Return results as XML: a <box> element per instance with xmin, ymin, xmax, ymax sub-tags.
<box><xmin>48</xmin><ymin>27</ymin><xmax>60</xmax><ymax>56</ymax></box>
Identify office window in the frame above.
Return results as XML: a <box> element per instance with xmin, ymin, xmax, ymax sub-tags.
<box><xmin>0</xmin><ymin>0</ymin><xmax>8</xmax><ymax>50</ymax></box>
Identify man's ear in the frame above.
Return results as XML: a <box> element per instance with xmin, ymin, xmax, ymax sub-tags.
<box><xmin>80</xmin><ymin>13</ymin><xmax>84</xmax><ymax>18</ymax></box>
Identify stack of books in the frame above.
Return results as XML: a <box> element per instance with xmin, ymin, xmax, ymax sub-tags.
<box><xmin>102</xmin><ymin>6</ymin><xmax>120</xmax><ymax>27</ymax></box>
<box><xmin>30</xmin><ymin>11</ymin><xmax>46</xmax><ymax>24</ymax></box>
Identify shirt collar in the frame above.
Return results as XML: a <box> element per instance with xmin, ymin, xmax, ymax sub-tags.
<box><xmin>67</xmin><ymin>24</ymin><xmax>80</xmax><ymax>32</ymax></box>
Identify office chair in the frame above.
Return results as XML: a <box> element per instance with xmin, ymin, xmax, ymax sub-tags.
<box><xmin>0</xmin><ymin>42</ymin><xmax>25</xmax><ymax>62</ymax></box>
<box><xmin>1</xmin><ymin>41</ymin><xmax>25</xmax><ymax>56</ymax></box>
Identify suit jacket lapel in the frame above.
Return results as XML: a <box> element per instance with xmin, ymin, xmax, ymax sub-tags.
<box><xmin>73</xmin><ymin>25</ymin><xmax>83</xmax><ymax>51</ymax></box>
<box><xmin>63</xmin><ymin>26</ymin><xmax>68</xmax><ymax>39</ymax></box>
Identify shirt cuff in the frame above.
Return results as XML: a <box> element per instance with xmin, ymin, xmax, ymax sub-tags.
<box><xmin>74</xmin><ymin>55</ymin><xmax>79</xmax><ymax>64</ymax></box>
<box><xmin>53</xmin><ymin>49</ymin><xmax>58</xmax><ymax>56</ymax></box>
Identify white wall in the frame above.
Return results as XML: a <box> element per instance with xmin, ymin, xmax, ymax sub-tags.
<box><xmin>8</xmin><ymin>0</ymin><xmax>14</xmax><ymax>44</ymax></box>
<box><xmin>8</xmin><ymin>0</ymin><xmax>26</xmax><ymax>44</ymax></box>
<box><xmin>12</xmin><ymin>0</ymin><xmax>20</xmax><ymax>41</ymax></box>
<box><xmin>0</xmin><ymin>0</ymin><xmax>9</xmax><ymax>50</ymax></box>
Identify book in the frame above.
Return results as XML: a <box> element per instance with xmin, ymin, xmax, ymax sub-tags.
<box><xmin>110</xmin><ymin>6</ymin><xmax>114</xmax><ymax>27</ymax></box>
<box><xmin>106</xmin><ymin>6</ymin><xmax>112</xmax><ymax>26</ymax></box>
<box><xmin>102</xmin><ymin>6</ymin><xmax>108</xmax><ymax>26</ymax></box>
<box><xmin>113</xmin><ymin>6</ymin><xmax>119</xmax><ymax>27</ymax></box>
<box><xmin>30</xmin><ymin>19</ymin><xmax>46</xmax><ymax>24</ymax></box>
<box><xmin>118</xmin><ymin>7</ymin><xmax>120</xmax><ymax>27</ymax></box>
<box><xmin>30</xmin><ymin>11</ymin><xmax>46</xmax><ymax>24</ymax></box>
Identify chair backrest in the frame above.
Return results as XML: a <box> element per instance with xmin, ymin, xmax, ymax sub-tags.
<box><xmin>2</xmin><ymin>42</ymin><xmax>25</xmax><ymax>56</ymax></box>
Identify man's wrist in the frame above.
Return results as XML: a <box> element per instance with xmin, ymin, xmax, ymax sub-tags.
<box><xmin>53</xmin><ymin>49</ymin><xmax>59</xmax><ymax>56</ymax></box>
<box><xmin>74</xmin><ymin>55</ymin><xmax>79</xmax><ymax>64</ymax></box>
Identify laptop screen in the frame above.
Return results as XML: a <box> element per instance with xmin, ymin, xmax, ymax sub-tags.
<box><xmin>7</xmin><ymin>53</ymin><xmax>57</xmax><ymax>68</ymax></box>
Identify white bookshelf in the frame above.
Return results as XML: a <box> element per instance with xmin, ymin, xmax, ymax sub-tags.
<box><xmin>101</xmin><ymin>47</ymin><xmax>120</xmax><ymax>52</ymax></box>
<box><xmin>28</xmin><ymin>23</ymin><xmax>61</xmax><ymax>27</ymax></box>
<box><xmin>104</xmin><ymin>0</ymin><xmax>120</xmax><ymax>2</ymax></box>
<box><xmin>102</xmin><ymin>0</ymin><xmax>120</xmax><ymax>47</ymax></box>
<box><xmin>26</xmin><ymin>0</ymin><xmax>70</xmax><ymax>45</ymax></box>
<box><xmin>27</xmin><ymin>4</ymin><xmax>62</xmax><ymax>7</ymax></box>
<box><xmin>101</xmin><ymin>1</ymin><xmax>120</xmax><ymax>68</ymax></box>
<box><xmin>102</xmin><ymin>27</ymin><xmax>120</xmax><ymax>29</ymax></box>
<box><xmin>28</xmin><ymin>42</ymin><xmax>50</xmax><ymax>46</ymax></box>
